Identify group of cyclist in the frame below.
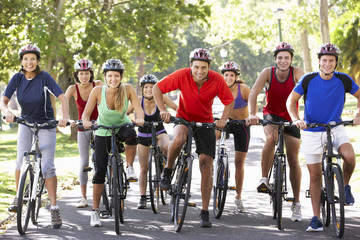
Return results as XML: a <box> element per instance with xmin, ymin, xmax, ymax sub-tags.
<box><xmin>1</xmin><ymin>41</ymin><xmax>359</xmax><ymax>233</ymax></box>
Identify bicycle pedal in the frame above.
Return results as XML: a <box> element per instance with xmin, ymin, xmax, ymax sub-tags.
<box><xmin>83</xmin><ymin>167</ymin><xmax>92</xmax><ymax>172</ymax></box>
<box><xmin>128</xmin><ymin>179</ymin><xmax>138</xmax><ymax>182</ymax></box>
<box><xmin>188</xmin><ymin>202</ymin><xmax>196</xmax><ymax>207</ymax></box>
<box><xmin>99</xmin><ymin>210</ymin><xmax>110</xmax><ymax>219</ymax></box>
<box><xmin>229</xmin><ymin>186</ymin><xmax>236</xmax><ymax>190</ymax></box>
<box><xmin>257</xmin><ymin>188</ymin><xmax>270</xmax><ymax>194</ymax></box>
<box><xmin>286</xmin><ymin>197</ymin><xmax>295</xmax><ymax>202</ymax></box>
<box><xmin>305</xmin><ymin>190</ymin><xmax>311</xmax><ymax>198</ymax></box>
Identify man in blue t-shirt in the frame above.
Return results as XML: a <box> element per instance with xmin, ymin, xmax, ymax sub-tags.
<box><xmin>287</xmin><ymin>43</ymin><xmax>360</xmax><ymax>232</ymax></box>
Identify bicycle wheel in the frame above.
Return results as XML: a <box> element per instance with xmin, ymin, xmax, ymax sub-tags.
<box><xmin>213</xmin><ymin>153</ymin><xmax>229</xmax><ymax>219</ymax></box>
<box><xmin>17</xmin><ymin>165</ymin><xmax>33</xmax><ymax>235</ymax></box>
<box><xmin>174</xmin><ymin>157</ymin><xmax>193</xmax><ymax>232</ymax></box>
<box><xmin>149</xmin><ymin>148</ymin><xmax>160</xmax><ymax>213</ymax></box>
<box><xmin>118</xmin><ymin>162</ymin><xmax>126</xmax><ymax>224</ymax></box>
<box><xmin>31</xmin><ymin>171</ymin><xmax>45</xmax><ymax>224</ymax></box>
<box><xmin>329</xmin><ymin>164</ymin><xmax>345</xmax><ymax>238</ymax></box>
<box><xmin>159</xmin><ymin>152</ymin><xmax>168</xmax><ymax>205</ymax></box>
<box><xmin>111</xmin><ymin>157</ymin><xmax>120</xmax><ymax>235</ymax></box>
<box><xmin>270</xmin><ymin>164</ymin><xmax>277</xmax><ymax>220</ymax></box>
<box><xmin>321</xmin><ymin>186</ymin><xmax>330</xmax><ymax>227</ymax></box>
<box><xmin>275</xmin><ymin>156</ymin><xmax>284</xmax><ymax>230</ymax></box>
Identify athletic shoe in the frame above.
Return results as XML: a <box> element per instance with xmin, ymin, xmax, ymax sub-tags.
<box><xmin>137</xmin><ymin>198</ymin><xmax>147</xmax><ymax>209</ymax></box>
<box><xmin>306</xmin><ymin>216</ymin><xmax>323</xmax><ymax>232</ymax></box>
<box><xmin>90</xmin><ymin>209</ymin><xmax>101</xmax><ymax>227</ymax></box>
<box><xmin>290</xmin><ymin>202</ymin><xmax>302</xmax><ymax>222</ymax></box>
<box><xmin>8</xmin><ymin>197</ymin><xmax>18</xmax><ymax>212</ymax></box>
<box><xmin>234</xmin><ymin>198</ymin><xmax>245</xmax><ymax>213</ymax></box>
<box><xmin>257</xmin><ymin>177</ymin><xmax>271</xmax><ymax>192</ymax></box>
<box><xmin>160</xmin><ymin>168</ymin><xmax>172</xmax><ymax>190</ymax></box>
<box><xmin>344</xmin><ymin>185</ymin><xmax>355</xmax><ymax>206</ymax></box>
<box><xmin>199</xmin><ymin>210</ymin><xmax>212</xmax><ymax>228</ymax></box>
<box><xmin>51</xmin><ymin>208</ymin><xmax>62</xmax><ymax>229</ymax></box>
<box><xmin>126</xmin><ymin>166</ymin><xmax>138</xmax><ymax>181</ymax></box>
<box><xmin>77</xmin><ymin>198</ymin><xmax>89</xmax><ymax>208</ymax></box>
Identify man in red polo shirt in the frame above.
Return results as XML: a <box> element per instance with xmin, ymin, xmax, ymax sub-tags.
<box><xmin>153</xmin><ymin>48</ymin><xmax>234</xmax><ymax>228</ymax></box>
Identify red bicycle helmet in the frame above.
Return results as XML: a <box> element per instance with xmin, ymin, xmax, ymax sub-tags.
<box><xmin>74</xmin><ymin>59</ymin><xmax>93</xmax><ymax>71</ymax></box>
<box><xmin>220</xmin><ymin>61</ymin><xmax>241</xmax><ymax>75</ymax></box>
<box><xmin>189</xmin><ymin>48</ymin><xmax>212</xmax><ymax>63</ymax></box>
<box><xmin>317</xmin><ymin>43</ymin><xmax>340</xmax><ymax>60</ymax></box>
<box><xmin>18</xmin><ymin>44</ymin><xmax>41</xmax><ymax>60</ymax></box>
<box><xmin>273</xmin><ymin>42</ymin><xmax>294</xmax><ymax>57</ymax></box>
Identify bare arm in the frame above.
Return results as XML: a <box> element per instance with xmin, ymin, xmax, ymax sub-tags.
<box><xmin>293</xmin><ymin>66</ymin><xmax>305</xmax><ymax>84</ymax></box>
<box><xmin>153</xmin><ymin>84</ymin><xmax>171</xmax><ymax>122</ymax></box>
<box><xmin>163</xmin><ymin>94</ymin><xmax>178</xmax><ymax>112</ymax></box>
<box><xmin>352</xmin><ymin>89</ymin><xmax>360</xmax><ymax>125</ymax></box>
<box><xmin>216</xmin><ymin>101</ymin><xmax>235</xmax><ymax>129</ymax></box>
<box><xmin>57</xmin><ymin>93</ymin><xmax>70</xmax><ymax>127</ymax></box>
<box><xmin>286</xmin><ymin>90</ymin><xmax>306</xmax><ymax>129</ymax></box>
<box><xmin>127</xmin><ymin>85</ymin><xmax>144</xmax><ymax>126</ymax></box>
<box><xmin>248</xmin><ymin>68</ymin><xmax>270</xmax><ymax>124</ymax></box>
<box><xmin>82</xmin><ymin>87</ymin><xmax>101</xmax><ymax>129</ymax></box>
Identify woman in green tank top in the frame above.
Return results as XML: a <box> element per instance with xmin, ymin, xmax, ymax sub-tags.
<box><xmin>82</xmin><ymin>59</ymin><xmax>144</xmax><ymax>227</ymax></box>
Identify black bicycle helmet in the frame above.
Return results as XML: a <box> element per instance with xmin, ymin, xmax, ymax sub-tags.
<box><xmin>140</xmin><ymin>74</ymin><xmax>158</xmax><ymax>87</ymax></box>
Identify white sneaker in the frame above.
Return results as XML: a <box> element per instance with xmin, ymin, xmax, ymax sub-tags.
<box><xmin>77</xmin><ymin>198</ymin><xmax>88</xmax><ymax>208</ymax></box>
<box><xmin>257</xmin><ymin>177</ymin><xmax>271</xmax><ymax>192</ymax></box>
<box><xmin>90</xmin><ymin>209</ymin><xmax>101</xmax><ymax>227</ymax></box>
<box><xmin>126</xmin><ymin>166</ymin><xmax>138</xmax><ymax>181</ymax></box>
<box><xmin>234</xmin><ymin>198</ymin><xmax>245</xmax><ymax>213</ymax></box>
<box><xmin>290</xmin><ymin>202</ymin><xmax>302</xmax><ymax>222</ymax></box>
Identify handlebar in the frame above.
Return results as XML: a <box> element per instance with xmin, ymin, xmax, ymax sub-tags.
<box><xmin>306</xmin><ymin>120</ymin><xmax>353</xmax><ymax>129</ymax></box>
<box><xmin>259</xmin><ymin>119</ymin><xmax>294</xmax><ymax>127</ymax></box>
<box><xmin>168</xmin><ymin>116</ymin><xmax>216</xmax><ymax>129</ymax></box>
<box><xmin>3</xmin><ymin>116</ymin><xmax>70</xmax><ymax>128</ymax></box>
<box><xmin>88</xmin><ymin>122</ymin><xmax>136</xmax><ymax>131</ymax></box>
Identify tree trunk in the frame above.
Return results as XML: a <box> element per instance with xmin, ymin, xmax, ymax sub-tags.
<box><xmin>136</xmin><ymin>51</ymin><xmax>145</xmax><ymax>95</ymax></box>
<box><xmin>320</xmin><ymin>0</ymin><xmax>331</xmax><ymax>43</ymax></box>
<box><xmin>297</xmin><ymin>0</ymin><xmax>312</xmax><ymax>73</ymax></box>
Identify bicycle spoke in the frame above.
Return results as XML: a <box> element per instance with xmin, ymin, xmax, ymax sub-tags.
<box><xmin>31</xmin><ymin>171</ymin><xmax>45</xmax><ymax>224</ymax></box>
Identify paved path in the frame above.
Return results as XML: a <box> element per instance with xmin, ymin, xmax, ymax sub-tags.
<box><xmin>3</xmin><ymin>122</ymin><xmax>360</xmax><ymax>239</ymax></box>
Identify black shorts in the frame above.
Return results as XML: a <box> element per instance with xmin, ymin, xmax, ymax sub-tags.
<box><xmin>193</xmin><ymin>126</ymin><xmax>216</xmax><ymax>158</ymax></box>
<box><xmin>138</xmin><ymin>128</ymin><xmax>167</xmax><ymax>146</ymax></box>
<box><xmin>228</xmin><ymin>122</ymin><xmax>251</xmax><ymax>152</ymax></box>
<box><xmin>264</xmin><ymin>114</ymin><xmax>301</xmax><ymax>139</ymax></box>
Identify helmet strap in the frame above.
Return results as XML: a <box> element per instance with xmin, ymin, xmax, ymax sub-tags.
<box><xmin>319</xmin><ymin>63</ymin><xmax>337</xmax><ymax>77</ymax></box>
<box><xmin>275</xmin><ymin>63</ymin><xmax>291</xmax><ymax>72</ymax></box>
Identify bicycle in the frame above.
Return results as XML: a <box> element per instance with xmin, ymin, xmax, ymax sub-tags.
<box><xmin>143</xmin><ymin>120</ymin><xmax>168</xmax><ymax>213</ymax></box>
<box><xmin>10</xmin><ymin>117</ymin><xmax>68</xmax><ymax>235</ymax></box>
<box><xmin>257</xmin><ymin>119</ymin><xmax>295</xmax><ymax>230</ymax></box>
<box><xmin>167</xmin><ymin>117</ymin><xmax>215</xmax><ymax>232</ymax></box>
<box><xmin>305</xmin><ymin>121</ymin><xmax>353</xmax><ymax>238</ymax></box>
<box><xmin>213</xmin><ymin>119</ymin><xmax>246</xmax><ymax>219</ymax></box>
<box><xmin>86</xmin><ymin>122</ymin><xmax>135</xmax><ymax>235</ymax></box>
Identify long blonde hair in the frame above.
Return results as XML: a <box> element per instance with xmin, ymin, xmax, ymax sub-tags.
<box><xmin>115</xmin><ymin>83</ymin><xmax>126</xmax><ymax>113</ymax></box>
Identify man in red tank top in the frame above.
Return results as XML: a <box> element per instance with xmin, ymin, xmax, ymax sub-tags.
<box><xmin>248</xmin><ymin>42</ymin><xmax>305</xmax><ymax>222</ymax></box>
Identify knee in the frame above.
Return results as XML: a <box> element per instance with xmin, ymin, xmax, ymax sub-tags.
<box><xmin>92</xmin><ymin>174</ymin><xmax>105</xmax><ymax>184</ymax></box>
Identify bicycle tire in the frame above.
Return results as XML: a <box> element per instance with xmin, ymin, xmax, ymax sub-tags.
<box><xmin>174</xmin><ymin>156</ymin><xmax>193</xmax><ymax>232</ymax></box>
<box><xmin>270</xmin><ymin>164</ymin><xmax>277</xmax><ymax>220</ymax></box>
<box><xmin>329</xmin><ymin>164</ymin><xmax>345</xmax><ymax>238</ymax></box>
<box><xmin>149</xmin><ymin>148</ymin><xmax>160</xmax><ymax>213</ymax></box>
<box><xmin>275</xmin><ymin>156</ymin><xmax>284</xmax><ymax>230</ymax></box>
<box><xmin>31</xmin><ymin>171</ymin><xmax>45</xmax><ymax>224</ymax></box>
<box><xmin>321</xmin><ymin>186</ymin><xmax>330</xmax><ymax>227</ymax></box>
<box><xmin>213</xmin><ymin>153</ymin><xmax>229</xmax><ymax>219</ymax></box>
<box><xmin>17</xmin><ymin>165</ymin><xmax>33</xmax><ymax>235</ymax></box>
<box><xmin>112</xmin><ymin>156</ymin><xmax>120</xmax><ymax>235</ymax></box>
<box><xmin>159</xmin><ymin>152</ymin><xmax>168</xmax><ymax>205</ymax></box>
<box><xmin>119</xmin><ymin>162</ymin><xmax>126</xmax><ymax>224</ymax></box>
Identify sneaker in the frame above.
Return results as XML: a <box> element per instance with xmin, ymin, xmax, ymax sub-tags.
<box><xmin>137</xmin><ymin>198</ymin><xmax>147</xmax><ymax>209</ymax></box>
<box><xmin>290</xmin><ymin>202</ymin><xmax>302</xmax><ymax>222</ymax></box>
<box><xmin>160</xmin><ymin>168</ymin><xmax>172</xmax><ymax>190</ymax></box>
<box><xmin>257</xmin><ymin>177</ymin><xmax>271</xmax><ymax>192</ymax></box>
<box><xmin>51</xmin><ymin>208</ymin><xmax>62</xmax><ymax>229</ymax></box>
<box><xmin>8</xmin><ymin>197</ymin><xmax>18</xmax><ymax>212</ymax></box>
<box><xmin>306</xmin><ymin>216</ymin><xmax>323</xmax><ymax>232</ymax></box>
<box><xmin>199</xmin><ymin>210</ymin><xmax>212</xmax><ymax>228</ymax></box>
<box><xmin>234</xmin><ymin>198</ymin><xmax>245</xmax><ymax>213</ymax></box>
<box><xmin>126</xmin><ymin>166</ymin><xmax>138</xmax><ymax>181</ymax></box>
<box><xmin>90</xmin><ymin>209</ymin><xmax>101</xmax><ymax>227</ymax></box>
<box><xmin>77</xmin><ymin>197</ymin><xmax>89</xmax><ymax>208</ymax></box>
<box><xmin>345</xmin><ymin>185</ymin><xmax>355</xmax><ymax>206</ymax></box>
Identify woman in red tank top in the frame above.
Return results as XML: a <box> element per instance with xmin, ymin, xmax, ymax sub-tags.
<box><xmin>65</xmin><ymin>59</ymin><xmax>103</xmax><ymax>208</ymax></box>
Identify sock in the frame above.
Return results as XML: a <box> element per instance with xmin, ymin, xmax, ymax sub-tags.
<box><xmin>50</xmin><ymin>205</ymin><xmax>59</xmax><ymax>210</ymax></box>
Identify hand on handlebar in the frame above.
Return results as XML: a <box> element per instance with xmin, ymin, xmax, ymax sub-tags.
<box><xmin>160</xmin><ymin>110</ymin><xmax>172</xmax><ymax>123</ymax></box>
<box><xmin>292</xmin><ymin>119</ymin><xmax>307</xmax><ymax>129</ymax></box>
<box><xmin>247</xmin><ymin>114</ymin><xmax>259</xmax><ymax>126</ymax></box>
<box><xmin>215</xmin><ymin>119</ymin><xmax>227</xmax><ymax>129</ymax></box>
<box><xmin>135</xmin><ymin>118</ymin><xmax>144</xmax><ymax>127</ymax></box>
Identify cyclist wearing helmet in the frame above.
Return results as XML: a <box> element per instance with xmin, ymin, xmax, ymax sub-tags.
<box><xmin>65</xmin><ymin>59</ymin><xmax>103</xmax><ymax>208</ymax></box>
<box><xmin>287</xmin><ymin>43</ymin><xmax>360</xmax><ymax>231</ymax></box>
<box><xmin>153</xmin><ymin>48</ymin><xmax>234</xmax><ymax>228</ymax></box>
<box><xmin>82</xmin><ymin>59</ymin><xmax>144</xmax><ymax>227</ymax></box>
<box><xmin>1</xmin><ymin>43</ymin><xmax>69</xmax><ymax>229</ymax></box>
<box><xmin>248</xmin><ymin>42</ymin><xmax>304</xmax><ymax>222</ymax></box>
<box><xmin>127</xmin><ymin>74</ymin><xmax>178</xmax><ymax>209</ymax></box>
<box><xmin>217</xmin><ymin>61</ymin><xmax>250</xmax><ymax>213</ymax></box>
